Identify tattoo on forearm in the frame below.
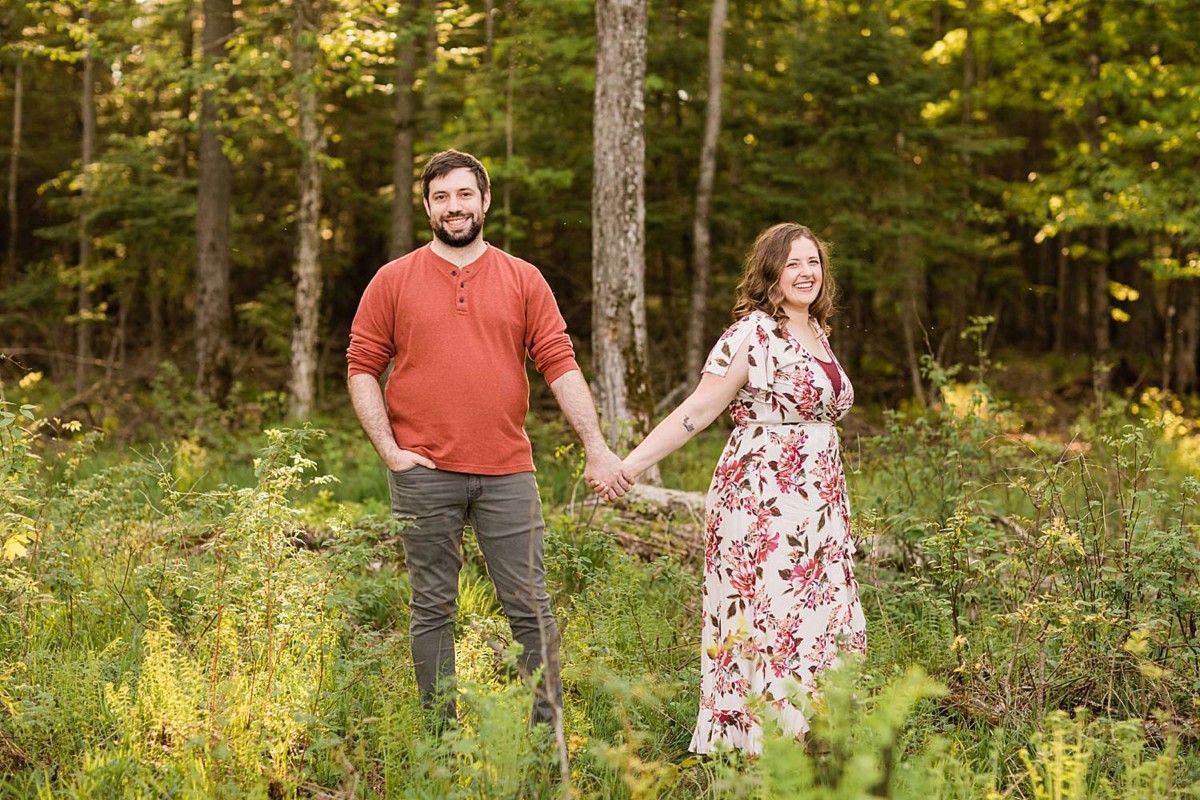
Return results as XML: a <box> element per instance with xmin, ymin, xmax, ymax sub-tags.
<box><xmin>682</xmin><ymin>415</ymin><xmax>696</xmax><ymax>433</ymax></box>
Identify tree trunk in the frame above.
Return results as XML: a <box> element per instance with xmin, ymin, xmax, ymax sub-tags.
<box><xmin>1174</xmin><ymin>280</ymin><xmax>1198</xmax><ymax>394</ymax></box>
<box><xmin>148</xmin><ymin>265</ymin><xmax>164</xmax><ymax>366</ymax></box>
<box><xmin>1034</xmin><ymin>232</ymin><xmax>1053</xmax><ymax>348</ymax></box>
<box><xmin>1086</xmin><ymin>0</ymin><xmax>1111</xmax><ymax>397</ymax></box>
<box><xmin>288</xmin><ymin>0</ymin><xmax>326</xmax><ymax>419</ymax></box>
<box><xmin>157</xmin><ymin>0</ymin><xmax>195</xmax><ymax>366</ymax></box>
<box><xmin>685</xmin><ymin>0</ymin><xmax>728</xmax><ymax>379</ymax></box>
<box><xmin>1054</xmin><ymin>234</ymin><xmax>1069</xmax><ymax>354</ymax></box>
<box><xmin>1161</xmin><ymin>284</ymin><xmax>1174</xmax><ymax>393</ymax></box>
<box><xmin>425</xmin><ymin>0</ymin><xmax>439</xmax><ymax>99</ymax></box>
<box><xmin>503</xmin><ymin>0</ymin><xmax>515</xmax><ymax>252</ymax></box>
<box><xmin>195</xmin><ymin>0</ymin><xmax>234</xmax><ymax>402</ymax></box>
<box><xmin>962</xmin><ymin>0</ymin><xmax>976</xmax><ymax>128</ymax></box>
<box><xmin>77</xmin><ymin>14</ymin><xmax>97</xmax><ymax>393</ymax></box>
<box><xmin>108</xmin><ymin>283</ymin><xmax>133</xmax><ymax>384</ymax></box>
<box><xmin>177</xmin><ymin>0</ymin><xmax>194</xmax><ymax>178</ymax></box>
<box><xmin>4</xmin><ymin>58</ymin><xmax>22</xmax><ymax>286</ymax></box>
<box><xmin>592</xmin><ymin>0</ymin><xmax>659</xmax><ymax>483</ymax></box>
<box><xmin>901</xmin><ymin>267</ymin><xmax>928</xmax><ymax>406</ymax></box>
<box><xmin>483</xmin><ymin>0</ymin><xmax>495</xmax><ymax>65</ymax></box>
<box><xmin>389</xmin><ymin>2</ymin><xmax>417</xmax><ymax>259</ymax></box>
<box><xmin>1089</xmin><ymin>228</ymin><xmax>1111</xmax><ymax>393</ymax></box>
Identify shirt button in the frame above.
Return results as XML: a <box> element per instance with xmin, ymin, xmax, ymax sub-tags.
<box><xmin>451</xmin><ymin>270</ymin><xmax>457</xmax><ymax>276</ymax></box>
<box><xmin>458</xmin><ymin>298</ymin><xmax>465</xmax><ymax>303</ymax></box>
<box><xmin>460</xmin><ymin>282</ymin><xmax>465</xmax><ymax>288</ymax></box>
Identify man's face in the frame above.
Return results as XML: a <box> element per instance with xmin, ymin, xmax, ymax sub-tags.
<box><xmin>424</xmin><ymin>167</ymin><xmax>490</xmax><ymax>247</ymax></box>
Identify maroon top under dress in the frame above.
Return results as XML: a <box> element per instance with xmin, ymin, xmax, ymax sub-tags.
<box><xmin>815</xmin><ymin>353</ymin><xmax>843</xmax><ymax>397</ymax></box>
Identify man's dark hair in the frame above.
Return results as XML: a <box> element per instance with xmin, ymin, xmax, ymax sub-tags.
<box><xmin>421</xmin><ymin>150</ymin><xmax>490</xmax><ymax>199</ymax></box>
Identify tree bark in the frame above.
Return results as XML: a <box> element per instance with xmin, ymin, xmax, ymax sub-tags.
<box><xmin>1085</xmin><ymin>0</ymin><xmax>1111</xmax><ymax>396</ymax></box>
<box><xmin>592</xmin><ymin>0</ymin><xmax>658</xmax><ymax>483</ymax></box>
<box><xmin>77</xmin><ymin>11</ymin><xmax>97</xmax><ymax>393</ymax></box>
<box><xmin>1161</xmin><ymin>283</ymin><xmax>1174</xmax><ymax>393</ymax></box>
<box><xmin>1054</xmin><ymin>235</ymin><xmax>1070</xmax><ymax>354</ymax></box>
<box><xmin>425</xmin><ymin>0</ymin><xmax>439</xmax><ymax>100</ymax></box>
<box><xmin>1174</xmin><ymin>280</ymin><xmax>1198</xmax><ymax>394</ymax></box>
<box><xmin>4</xmin><ymin>58</ymin><xmax>22</xmax><ymax>287</ymax></box>
<box><xmin>1089</xmin><ymin>228</ymin><xmax>1111</xmax><ymax>394</ymax></box>
<box><xmin>901</xmin><ymin>267</ymin><xmax>928</xmax><ymax>406</ymax></box>
<box><xmin>503</xmin><ymin>0</ymin><xmax>515</xmax><ymax>252</ymax></box>
<box><xmin>685</xmin><ymin>0</ymin><xmax>728</xmax><ymax>379</ymax></box>
<box><xmin>389</xmin><ymin>2</ymin><xmax>417</xmax><ymax>259</ymax></box>
<box><xmin>483</xmin><ymin>0</ymin><xmax>495</xmax><ymax>65</ymax></box>
<box><xmin>157</xmin><ymin>0</ymin><xmax>195</xmax><ymax>365</ymax></box>
<box><xmin>195</xmin><ymin>0</ymin><xmax>234</xmax><ymax>402</ymax></box>
<box><xmin>287</xmin><ymin>0</ymin><xmax>326</xmax><ymax>419</ymax></box>
<box><xmin>962</xmin><ymin>0</ymin><xmax>977</xmax><ymax>128</ymax></box>
<box><xmin>177</xmin><ymin>0</ymin><xmax>194</xmax><ymax>178</ymax></box>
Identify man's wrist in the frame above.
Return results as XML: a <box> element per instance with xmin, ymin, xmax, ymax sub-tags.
<box><xmin>377</xmin><ymin>442</ymin><xmax>404</xmax><ymax>464</ymax></box>
<box><xmin>582</xmin><ymin>436</ymin><xmax>610</xmax><ymax>457</ymax></box>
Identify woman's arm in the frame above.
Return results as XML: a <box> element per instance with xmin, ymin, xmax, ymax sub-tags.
<box><xmin>622</xmin><ymin>339</ymin><xmax>750</xmax><ymax>480</ymax></box>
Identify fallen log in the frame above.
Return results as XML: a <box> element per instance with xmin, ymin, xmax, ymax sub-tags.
<box><xmin>608</xmin><ymin>484</ymin><xmax>705</xmax><ymax>562</ymax></box>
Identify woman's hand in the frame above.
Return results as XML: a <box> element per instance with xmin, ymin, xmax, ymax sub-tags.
<box><xmin>620</xmin><ymin>456</ymin><xmax>642</xmax><ymax>483</ymax></box>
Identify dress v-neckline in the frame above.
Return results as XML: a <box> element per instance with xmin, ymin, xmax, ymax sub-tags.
<box><xmin>782</xmin><ymin>318</ymin><xmax>835</xmax><ymax>366</ymax></box>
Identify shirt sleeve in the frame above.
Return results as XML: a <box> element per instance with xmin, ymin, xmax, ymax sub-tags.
<box><xmin>702</xmin><ymin>313</ymin><xmax>770</xmax><ymax>391</ymax></box>
<box><xmin>524</xmin><ymin>268</ymin><xmax>580</xmax><ymax>384</ymax></box>
<box><xmin>346</xmin><ymin>269</ymin><xmax>396</xmax><ymax>379</ymax></box>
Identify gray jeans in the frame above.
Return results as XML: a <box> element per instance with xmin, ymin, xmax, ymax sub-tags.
<box><xmin>387</xmin><ymin>466</ymin><xmax>562</xmax><ymax>726</ymax></box>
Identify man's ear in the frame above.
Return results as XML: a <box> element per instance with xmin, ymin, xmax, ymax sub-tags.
<box><xmin>422</xmin><ymin>196</ymin><xmax>431</xmax><ymax>216</ymax></box>
<box><xmin>482</xmin><ymin>190</ymin><xmax>492</xmax><ymax>214</ymax></box>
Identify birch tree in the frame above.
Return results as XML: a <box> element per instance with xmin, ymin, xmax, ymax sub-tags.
<box><xmin>592</xmin><ymin>0</ymin><xmax>658</xmax><ymax>482</ymax></box>
<box><xmin>287</xmin><ymin>0</ymin><xmax>326</xmax><ymax>418</ymax></box>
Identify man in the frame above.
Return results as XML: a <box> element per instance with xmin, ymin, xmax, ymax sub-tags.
<box><xmin>346</xmin><ymin>149</ymin><xmax>630</xmax><ymax>727</ymax></box>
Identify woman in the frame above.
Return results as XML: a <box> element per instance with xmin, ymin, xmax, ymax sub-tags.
<box><xmin>618</xmin><ymin>222</ymin><xmax>865</xmax><ymax>754</ymax></box>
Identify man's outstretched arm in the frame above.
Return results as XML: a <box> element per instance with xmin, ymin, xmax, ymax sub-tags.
<box><xmin>549</xmin><ymin>369</ymin><xmax>631</xmax><ymax>500</ymax></box>
<box><xmin>348</xmin><ymin>373</ymin><xmax>436</xmax><ymax>472</ymax></box>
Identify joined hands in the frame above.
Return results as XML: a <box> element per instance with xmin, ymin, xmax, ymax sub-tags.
<box><xmin>584</xmin><ymin>447</ymin><xmax>635</xmax><ymax>502</ymax></box>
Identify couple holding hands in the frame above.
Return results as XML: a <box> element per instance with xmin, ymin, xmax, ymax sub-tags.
<box><xmin>347</xmin><ymin>150</ymin><xmax>865</xmax><ymax>755</ymax></box>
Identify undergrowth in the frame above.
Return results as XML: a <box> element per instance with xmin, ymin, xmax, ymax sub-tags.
<box><xmin>1</xmin><ymin>361</ymin><xmax>1198</xmax><ymax>797</ymax></box>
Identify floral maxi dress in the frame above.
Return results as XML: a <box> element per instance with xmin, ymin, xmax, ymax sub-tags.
<box><xmin>690</xmin><ymin>310</ymin><xmax>866</xmax><ymax>755</ymax></box>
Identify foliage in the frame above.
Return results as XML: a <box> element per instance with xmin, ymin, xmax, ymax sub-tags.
<box><xmin>6</xmin><ymin>0</ymin><xmax>1200</xmax><ymax>403</ymax></box>
<box><xmin>2</xmin><ymin>388</ymin><xmax>1200</xmax><ymax>796</ymax></box>
<box><xmin>853</xmin><ymin>362</ymin><xmax>1200</xmax><ymax>751</ymax></box>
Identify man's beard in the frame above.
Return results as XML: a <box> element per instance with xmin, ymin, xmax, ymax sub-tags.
<box><xmin>432</xmin><ymin>213</ymin><xmax>484</xmax><ymax>247</ymax></box>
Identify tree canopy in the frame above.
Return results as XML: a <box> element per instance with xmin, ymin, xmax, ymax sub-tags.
<box><xmin>2</xmin><ymin>0</ymin><xmax>1198</xmax><ymax>407</ymax></box>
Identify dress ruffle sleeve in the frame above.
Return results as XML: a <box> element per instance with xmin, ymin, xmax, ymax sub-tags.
<box><xmin>702</xmin><ymin>312</ymin><xmax>771</xmax><ymax>392</ymax></box>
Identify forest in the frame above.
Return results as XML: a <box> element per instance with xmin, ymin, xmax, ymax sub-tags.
<box><xmin>1</xmin><ymin>0</ymin><xmax>1199</xmax><ymax>797</ymax></box>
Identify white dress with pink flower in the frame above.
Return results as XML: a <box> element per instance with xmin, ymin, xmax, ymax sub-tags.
<box><xmin>690</xmin><ymin>310</ymin><xmax>866</xmax><ymax>755</ymax></box>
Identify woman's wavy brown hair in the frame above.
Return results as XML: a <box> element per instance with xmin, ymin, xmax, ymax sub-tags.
<box><xmin>731</xmin><ymin>222</ymin><xmax>837</xmax><ymax>332</ymax></box>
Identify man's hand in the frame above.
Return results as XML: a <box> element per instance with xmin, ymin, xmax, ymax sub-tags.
<box><xmin>584</xmin><ymin>446</ymin><xmax>633</xmax><ymax>502</ymax></box>
<box><xmin>348</xmin><ymin>374</ymin><xmax>437</xmax><ymax>474</ymax></box>
<box><xmin>383</xmin><ymin>448</ymin><xmax>437</xmax><ymax>473</ymax></box>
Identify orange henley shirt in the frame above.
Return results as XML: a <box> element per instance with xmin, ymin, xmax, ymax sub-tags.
<box><xmin>346</xmin><ymin>243</ymin><xmax>580</xmax><ymax>475</ymax></box>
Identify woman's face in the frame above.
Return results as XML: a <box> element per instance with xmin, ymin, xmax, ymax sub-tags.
<box><xmin>776</xmin><ymin>236</ymin><xmax>823</xmax><ymax>314</ymax></box>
